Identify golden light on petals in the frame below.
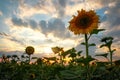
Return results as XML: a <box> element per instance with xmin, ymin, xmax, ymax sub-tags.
<box><xmin>68</xmin><ymin>9</ymin><xmax>99</xmax><ymax>34</ymax></box>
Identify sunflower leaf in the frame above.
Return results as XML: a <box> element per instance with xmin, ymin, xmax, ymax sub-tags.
<box><xmin>111</xmin><ymin>49</ymin><xmax>116</xmax><ymax>54</ymax></box>
<box><xmin>95</xmin><ymin>53</ymin><xmax>108</xmax><ymax>58</ymax></box>
<box><xmin>100</xmin><ymin>44</ymin><xmax>107</xmax><ymax>48</ymax></box>
<box><xmin>32</xmin><ymin>57</ymin><xmax>38</xmax><ymax>59</ymax></box>
<box><xmin>69</xmin><ymin>52</ymin><xmax>77</xmax><ymax>58</ymax></box>
<box><xmin>81</xmin><ymin>42</ymin><xmax>86</xmax><ymax>45</ymax></box>
<box><xmin>91</xmin><ymin>29</ymin><xmax>105</xmax><ymax>35</ymax></box>
<box><xmin>61</xmin><ymin>51</ymin><xmax>70</xmax><ymax>58</ymax></box>
<box><xmin>76</xmin><ymin>56</ymin><xmax>95</xmax><ymax>65</ymax></box>
<box><xmin>77</xmin><ymin>51</ymin><xmax>82</xmax><ymax>56</ymax></box>
<box><xmin>88</xmin><ymin>43</ymin><xmax>96</xmax><ymax>47</ymax></box>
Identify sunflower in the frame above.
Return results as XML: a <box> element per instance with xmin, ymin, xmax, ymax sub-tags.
<box><xmin>51</xmin><ymin>46</ymin><xmax>63</xmax><ymax>54</ymax></box>
<box><xmin>68</xmin><ymin>9</ymin><xmax>99</xmax><ymax>34</ymax></box>
<box><xmin>30</xmin><ymin>73</ymin><xmax>35</xmax><ymax>79</ymax></box>
<box><xmin>25</xmin><ymin>46</ymin><xmax>35</xmax><ymax>55</ymax></box>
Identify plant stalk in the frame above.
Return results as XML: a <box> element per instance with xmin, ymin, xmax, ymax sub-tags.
<box><xmin>85</xmin><ymin>34</ymin><xmax>89</xmax><ymax>58</ymax></box>
<box><xmin>109</xmin><ymin>47</ymin><xmax>112</xmax><ymax>66</ymax></box>
<box><xmin>85</xmin><ymin>34</ymin><xmax>91</xmax><ymax>80</ymax></box>
<box><xmin>29</xmin><ymin>55</ymin><xmax>31</xmax><ymax>63</ymax></box>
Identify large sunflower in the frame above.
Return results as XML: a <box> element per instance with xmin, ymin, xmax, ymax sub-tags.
<box><xmin>68</xmin><ymin>9</ymin><xmax>99</xmax><ymax>34</ymax></box>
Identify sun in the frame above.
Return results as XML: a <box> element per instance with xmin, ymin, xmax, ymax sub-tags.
<box><xmin>43</xmin><ymin>47</ymin><xmax>53</xmax><ymax>54</ymax></box>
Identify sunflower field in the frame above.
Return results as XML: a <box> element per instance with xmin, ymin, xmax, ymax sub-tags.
<box><xmin>0</xmin><ymin>46</ymin><xmax>120</xmax><ymax>80</ymax></box>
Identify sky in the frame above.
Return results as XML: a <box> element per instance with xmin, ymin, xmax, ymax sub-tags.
<box><xmin>0</xmin><ymin>0</ymin><xmax>120</xmax><ymax>60</ymax></box>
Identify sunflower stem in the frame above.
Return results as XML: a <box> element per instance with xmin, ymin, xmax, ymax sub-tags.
<box><xmin>85</xmin><ymin>34</ymin><xmax>91</xmax><ymax>80</ymax></box>
<box><xmin>109</xmin><ymin>46</ymin><xmax>113</xmax><ymax>66</ymax></box>
<box><xmin>29</xmin><ymin>55</ymin><xmax>31</xmax><ymax>63</ymax></box>
<box><xmin>85</xmin><ymin>34</ymin><xmax>89</xmax><ymax>58</ymax></box>
<box><xmin>87</xmin><ymin>34</ymin><xmax>92</xmax><ymax>40</ymax></box>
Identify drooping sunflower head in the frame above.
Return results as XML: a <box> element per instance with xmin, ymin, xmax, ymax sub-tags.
<box><xmin>51</xmin><ymin>46</ymin><xmax>63</xmax><ymax>54</ymax></box>
<box><xmin>68</xmin><ymin>9</ymin><xmax>99</xmax><ymax>34</ymax></box>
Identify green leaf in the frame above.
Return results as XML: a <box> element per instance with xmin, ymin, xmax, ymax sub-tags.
<box><xmin>77</xmin><ymin>51</ymin><xmax>82</xmax><ymax>56</ymax></box>
<box><xmin>100</xmin><ymin>44</ymin><xmax>107</xmax><ymax>48</ymax></box>
<box><xmin>12</xmin><ymin>55</ymin><xmax>18</xmax><ymax>58</ymax></box>
<box><xmin>85</xmin><ymin>56</ymin><xmax>95</xmax><ymax>64</ymax></box>
<box><xmin>60</xmin><ymin>70</ymin><xmax>79</xmax><ymax>79</ymax></box>
<box><xmin>81</xmin><ymin>42</ymin><xmax>86</xmax><ymax>45</ymax></box>
<box><xmin>44</xmin><ymin>57</ymin><xmax>57</xmax><ymax>61</ymax></box>
<box><xmin>95</xmin><ymin>53</ymin><xmax>108</xmax><ymax>58</ymax></box>
<box><xmin>61</xmin><ymin>52</ymin><xmax>69</xmax><ymax>58</ymax></box>
<box><xmin>91</xmin><ymin>29</ymin><xmax>105</xmax><ymax>35</ymax></box>
<box><xmin>114</xmin><ymin>59</ymin><xmax>120</xmax><ymax>65</ymax></box>
<box><xmin>71</xmin><ymin>48</ymin><xmax>76</xmax><ymax>52</ymax></box>
<box><xmin>76</xmin><ymin>56</ymin><xmax>95</xmax><ymax>65</ymax></box>
<box><xmin>88</xmin><ymin>43</ymin><xmax>96</xmax><ymax>47</ymax></box>
<box><xmin>101</xmin><ymin>37</ymin><xmax>113</xmax><ymax>42</ymax></box>
<box><xmin>69</xmin><ymin>52</ymin><xmax>76</xmax><ymax>58</ymax></box>
<box><xmin>32</xmin><ymin>57</ymin><xmax>38</xmax><ymax>59</ymax></box>
<box><xmin>7</xmin><ymin>55</ymin><xmax>11</xmax><ymax>58</ymax></box>
<box><xmin>111</xmin><ymin>49</ymin><xmax>116</xmax><ymax>54</ymax></box>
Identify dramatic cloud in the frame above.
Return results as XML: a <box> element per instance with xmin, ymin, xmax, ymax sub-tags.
<box><xmin>28</xmin><ymin>19</ymin><xmax>38</xmax><ymax>30</ymax></box>
<box><xmin>39</xmin><ymin>18</ymin><xmax>70</xmax><ymax>39</ymax></box>
<box><xmin>52</xmin><ymin>0</ymin><xmax>67</xmax><ymax>17</ymax></box>
<box><xmin>11</xmin><ymin>16</ymin><xmax>70</xmax><ymax>39</ymax></box>
<box><xmin>0</xmin><ymin>32</ymin><xmax>8</xmax><ymax>36</ymax></box>
<box><xmin>0</xmin><ymin>32</ymin><xmax>26</xmax><ymax>47</ymax></box>
<box><xmin>18</xmin><ymin>0</ymin><xmax>53</xmax><ymax>18</ymax></box>
<box><xmin>11</xmin><ymin>17</ymin><xmax>28</xmax><ymax>27</ymax></box>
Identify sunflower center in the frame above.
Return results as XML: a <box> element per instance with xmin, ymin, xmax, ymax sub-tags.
<box><xmin>76</xmin><ymin>16</ymin><xmax>92</xmax><ymax>28</ymax></box>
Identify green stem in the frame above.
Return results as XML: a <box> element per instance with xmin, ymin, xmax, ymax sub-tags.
<box><xmin>29</xmin><ymin>55</ymin><xmax>31</xmax><ymax>63</ymax></box>
<box><xmin>85</xmin><ymin>34</ymin><xmax>91</xmax><ymax>80</ymax></box>
<box><xmin>85</xmin><ymin>34</ymin><xmax>89</xmax><ymax>58</ymax></box>
<box><xmin>109</xmin><ymin>47</ymin><xmax>112</xmax><ymax>66</ymax></box>
<box><xmin>59</xmin><ymin>53</ymin><xmax>63</xmax><ymax>66</ymax></box>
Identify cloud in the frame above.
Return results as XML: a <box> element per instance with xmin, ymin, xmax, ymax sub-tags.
<box><xmin>10</xmin><ymin>17</ymin><xmax>70</xmax><ymax>40</ymax></box>
<box><xmin>11</xmin><ymin>17</ymin><xmax>28</xmax><ymax>27</ymax></box>
<box><xmin>28</xmin><ymin>19</ymin><xmax>38</xmax><ymax>30</ymax></box>
<box><xmin>0</xmin><ymin>32</ymin><xmax>26</xmax><ymax>47</ymax></box>
<box><xmin>106</xmin><ymin>2</ymin><xmax>120</xmax><ymax>28</ymax></box>
<box><xmin>9</xmin><ymin>37</ymin><xmax>26</xmax><ymax>46</ymax></box>
<box><xmin>18</xmin><ymin>0</ymin><xmax>53</xmax><ymax>18</ymax></box>
<box><xmin>86</xmin><ymin>0</ymin><xmax>110</xmax><ymax>9</ymax></box>
<box><xmin>39</xmin><ymin>18</ymin><xmax>70</xmax><ymax>39</ymax></box>
<box><xmin>52</xmin><ymin>0</ymin><xmax>67</xmax><ymax>18</ymax></box>
<box><xmin>11</xmin><ymin>17</ymin><xmax>39</xmax><ymax>31</ymax></box>
<box><xmin>23</xmin><ymin>0</ymin><xmax>46</xmax><ymax>8</ymax></box>
<box><xmin>0</xmin><ymin>50</ymin><xmax>23</xmax><ymax>57</ymax></box>
<box><xmin>0</xmin><ymin>32</ymin><xmax>8</xmax><ymax>36</ymax></box>
<box><xmin>17</xmin><ymin>0</ymin><xmax>72</xmax><ymax>18</ymax></box>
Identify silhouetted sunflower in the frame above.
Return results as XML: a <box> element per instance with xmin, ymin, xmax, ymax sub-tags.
<box><xmin>51</xmin><ymin>46</ymin><xmax>63</xmax><ymax>54</ymax></box>
<box><xmin>25</xmin><ymin>46</ymin><xmax>35</xmax><ymax>55</ymax></box>
<box><xmin>68</xmin><ymin>9</ymin><xmax>99</xmax><ymax>34</ymax></box>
